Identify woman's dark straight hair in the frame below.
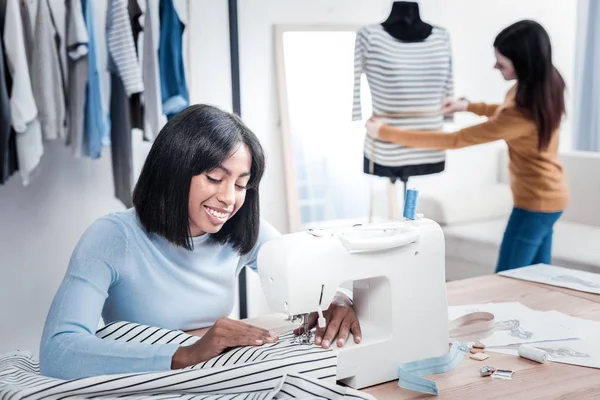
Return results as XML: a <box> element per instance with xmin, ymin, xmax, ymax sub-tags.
<box><xmin>132</xmin><ymin>104</ymin><xmax>265</xmax><ymax>254</ymax></box>
<box><xmin>494</xmin><ymin>20</ymin><xmax>566</xmax><ymax>151</ymax></box>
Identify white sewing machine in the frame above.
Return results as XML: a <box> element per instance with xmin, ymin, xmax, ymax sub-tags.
<box><xmin>257</xmin><ymin>218</ymin><xmax>450</xmax><ymax>389</ymax></box>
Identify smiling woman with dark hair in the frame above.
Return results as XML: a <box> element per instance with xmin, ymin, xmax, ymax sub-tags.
<box><xmin>39</xmin><ymin>105</ymin><xmax>360</xmax><ymax>380</ymax></box>
<box><xmin>132</xmin><ymin>104</ymin><xmax>265</xmax><ymax>254</ymax></box>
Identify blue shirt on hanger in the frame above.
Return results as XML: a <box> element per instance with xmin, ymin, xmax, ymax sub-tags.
<box><xmin>82</xmin><ymin>0</ymin><xmax>110</xmax><ymax>159</ymax></box>
<box><xmin>159</xmin><ymin>0</ymin><xmax>189</xmax><ymax>119</ymax></box>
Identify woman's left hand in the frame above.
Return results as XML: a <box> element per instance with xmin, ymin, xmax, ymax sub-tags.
<box><xmin>293</xmin><ymin>292</ymin><xmax>361</xmax><ymax>349</ymax></box>
<box><xmin>366</xmin><ymin>118</ymin><xmax>384</xmax><ymax>139</ymax></box>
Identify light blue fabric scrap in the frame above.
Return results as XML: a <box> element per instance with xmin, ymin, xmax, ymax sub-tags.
<box><xmin>398</xmin><ymin>342</ymin><xmax>468</xmax><ymax>395</ymax></box>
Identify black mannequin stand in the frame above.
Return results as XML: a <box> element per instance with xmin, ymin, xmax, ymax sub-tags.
<box><xmin>381</xmin><ymin>1</ymin><xmax>433</xmax><ymax>42</ymax></box>
<box><xmin>364</xmin><ymin>157</ymin><xmax>444</xmax><ymax>220</ymax></box>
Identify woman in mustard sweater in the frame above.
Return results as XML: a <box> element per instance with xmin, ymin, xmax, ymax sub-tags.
<box><xmin>366</xmin><ymin>20</ymin><xmax>569</xmax><ymax>273</ymax></box>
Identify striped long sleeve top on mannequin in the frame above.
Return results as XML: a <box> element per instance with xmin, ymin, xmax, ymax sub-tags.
<box><xmin>352</xmin><ymin>24</ymin><xmax>454</xmax><ymax>170</ymax></box>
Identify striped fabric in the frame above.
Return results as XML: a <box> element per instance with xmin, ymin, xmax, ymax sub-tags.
<box><xmin>106</xmin><ymin>0</ymin><xmax>144</xmax><ymax>96</ymax></box>
<box><xmin>353</xmin><ymin>24</ymin><xmax>454</xmax><ymax>167</ymax></box>
<box><xmin>0</xmin><ymin>321</ymin><xmax>375</xmax><ymax>400</ymax></box>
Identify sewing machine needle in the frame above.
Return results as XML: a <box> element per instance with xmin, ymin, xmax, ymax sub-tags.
<box><xmin>303</xmin><ymin>314</ymin><xmax>309</xmax><ymax>343</ymax></box>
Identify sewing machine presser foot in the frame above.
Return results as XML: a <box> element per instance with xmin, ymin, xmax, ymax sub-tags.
<box><xmin>289</xmin><ymin>313</ymin><xmax>313</xmax><ymax>344</ymax></box>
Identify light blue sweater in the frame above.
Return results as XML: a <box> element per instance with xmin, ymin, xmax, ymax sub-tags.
<box><xmin>40</xmin><ymin>209</ymin><xmax>280</xmax><ymax>379</ymax></box>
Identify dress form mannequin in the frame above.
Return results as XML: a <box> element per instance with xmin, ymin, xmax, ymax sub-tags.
<box><xmin>375</xmin><ymin>1</ymin><xmax>438</xmax><ymax>219</ymax></box>
<box><xmin>353</xmin><ymin>1</ymin><xmax>453</xmax><ymax>221</ymax></box>
<box><xmin>381</xmin><ymin>1</ymin><xmax>433</xmax><ymax>42</ymax></box>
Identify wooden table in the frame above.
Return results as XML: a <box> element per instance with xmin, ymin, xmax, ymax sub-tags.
<box><xmin>188</xmin><ymin>275</ymin><xmax>600</xmax><ymax>399</ymax></box>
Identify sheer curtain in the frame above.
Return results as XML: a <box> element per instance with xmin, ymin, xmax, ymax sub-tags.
<box><xmin>282</xmin><ymin>31</ymin><xmax>372</xmax><ymax>230</ymax></box>
<box><xmin>573</xmin><ymin>0</ymin><xmax>600</xmax><ymax>152</ymax></box>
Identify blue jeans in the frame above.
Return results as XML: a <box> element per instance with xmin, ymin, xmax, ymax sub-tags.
<box><xmin>495</xmin><ymin>207</ymin><xmax>563</xmax><ymax>273</ymax></box>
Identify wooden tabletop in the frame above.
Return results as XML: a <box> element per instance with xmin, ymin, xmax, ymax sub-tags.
<box><xmin>188</xmin><ymin>275</ymin><xmax>600</xmax><ymax>399</ymax></box>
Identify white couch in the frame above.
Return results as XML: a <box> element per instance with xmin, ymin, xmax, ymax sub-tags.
<box><xmin>418</xmin><ymin>150</ymin><xmax>600</xmax><ymax>281</ymax></box>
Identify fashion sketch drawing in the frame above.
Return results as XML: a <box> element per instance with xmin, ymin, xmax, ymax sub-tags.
<box><xmin>495</xmin><ymin>320</ymin><xmax>533</xmax><ymax>339</ymax></box>
<box><xmin>551</xmin><ymin>275</ymin><xmax>600</xmax><ymax>289</ymax></box>
<box><xmin>538</xmin><ymin>346</ymin><xmax>591</xmax><ymax>358</ymax></box>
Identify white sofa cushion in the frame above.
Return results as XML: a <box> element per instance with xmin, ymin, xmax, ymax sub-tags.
<box><xmin>552</xmin><ymin>221</ymin><xmax>600</xmax><ymax>271</ymax></box>
<box><xmin>419</xmin><ymin>184</ymin><xmax>513</xmax><ymax>226</ymax></box>
<box><xmin>443</xmin><ymin>218</ymin><xmax>506</xmax><ymax>277</ymax></box>
<box><xmin>443</xmin><ymin>218</ymin><xmax>600</xmax><ymax>274</ymax></box>
<box><xmin>561</xmin><ymin>151</ymin><xmax>600</xmax><ymax>227</ymax></box>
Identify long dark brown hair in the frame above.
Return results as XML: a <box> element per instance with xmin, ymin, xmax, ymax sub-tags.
<box><xmin>494</xmin><ymin>20</ymin><xmax>565</xmax><ymax>151</ymax></box>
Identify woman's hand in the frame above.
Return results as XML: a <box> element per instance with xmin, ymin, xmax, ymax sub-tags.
<box><xmin>172</xmin><ymin>318</ymin><xmax>278</xmax><ymax>369</ymax></box>
<box><xmin>293</xmin><ymin>292</ymin><xmax>361</xmax><ymax>349</ymax></box>
<box><xmin>441</xmin><ymin>97</ymin><xmax>468</xmax><ymax>115</ymax></box>
<box><xmin>366</xmin><ymin>118</ymin><xmax>384</xmax><ymax>139</ymax></box>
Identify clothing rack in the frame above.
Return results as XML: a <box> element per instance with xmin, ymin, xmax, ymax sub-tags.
<box><xmin>1</xmin><ymin>0</ymin><xmax>189</xmax><ymax>196</ymax></box>
<box><xmin>2</xmin><ymin>0</ymin><xmax>249</xmax><ymax>318</ymax></box>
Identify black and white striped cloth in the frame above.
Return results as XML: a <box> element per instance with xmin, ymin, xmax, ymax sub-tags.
<box><xmin>353</xmin><ymin>24</ymin><xmax>454</xmax><ymax>168</ymax></box>
<box><xmin>0</xmin><ymin>321</ymin><xmax>375</xmax><ymax>400</ymax></box>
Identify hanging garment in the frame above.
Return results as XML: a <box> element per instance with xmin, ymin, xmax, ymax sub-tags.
<box><xmin>0</xmin><ymin>45</ymin><xmax>10</xmax><ymax>184</ymax></box>
<box><xmin>106</xmin><ymin>0</ymin><xmax>144</xmax><ymax>96</ymax></box>
<box><xmin>0</xmin><ymin>0</ymin><xmax>16</xmax><ymax>184</ymax></box>
<box><xmin>107</xmin><ymin>0</ymin><xmax>144</xmax><ymax>207</ymax></box>
<box><xmin>142</xmin><ymin>0</ymin><xmax>163</xmax><ymax>140</ymax></box>
<box><xmin>27</xmin><ymin>0</ymin><xmax>67</xmax><ymax>140</ymax></box>
<box><xmin>2</xmin><ymin>11</ymin><xmax>20</xmax><ymax>182</ymax></box>
<box><xmin>81</xmin><ymin>0</ymin><xmax>110</xmax><ymax>159</ymax></box>
<box><xmin>159</xmin><ymin>0</ymin><xmax>188</xmax><ymax>119</ymax></box>
<box><xmin>48</xmin><ymin>0</ymin><xmax>68</xmax><ymax>87</ymax></box>
<box><xmin>65</xmin><ymin>0</ymin><xmax>89</xmax><ymax>157</ymax></box>
<box><xmin>2</xmin><ymin>44</ymin><xmax>19</xmax><ymax>184</ymax></box>
<box><xmin>128</xmin><ymin>0</ymin><xmax>144</xmax><ymax>131</ymax></box>
<box><xmin>352</xmin><ymin>24</ymin><xmax>454</xmax><ymax>173</ymax></box>
<box><xmin>110</xmin><ymin>71</ymin><xmax>135</xmax><ymax>208</ymax></box>
<box><xmin>17</xmin><ymin>0</ymin><xmax>33</xmax><ymax>64</ymax></box>
<box><xmin>0</xmin><ymin>321</ymin><xmax>375</xmax><ymax>400</ymax></box>
<box><xmin>3</xmin><ymin>0</ymin><xmax>43</xmax><ymax>185</ymax></box>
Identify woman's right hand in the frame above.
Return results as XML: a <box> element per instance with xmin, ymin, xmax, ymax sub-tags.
<box><xmin>171</xmin><ymin>318</ymin><xmax>278</xmax><ymax>369</ymax></box>
<box><xmin>441</xmin><ymin>97</ymin><xmax>468</xmax><ymax>115</ymax></box>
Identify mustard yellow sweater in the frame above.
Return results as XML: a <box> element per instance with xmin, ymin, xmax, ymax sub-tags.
<box><xmin>378</xmin><ymin>87</ymin><xmax>569</xmax><ymax>212</ymax></box>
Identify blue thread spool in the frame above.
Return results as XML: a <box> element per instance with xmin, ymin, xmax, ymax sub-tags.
<box><xmin>403</xmin><ymin>188</ymin><xmax>419</xmax><ymax>220</ymax></box>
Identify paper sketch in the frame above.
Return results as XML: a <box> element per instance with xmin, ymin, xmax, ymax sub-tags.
<box><xmin>498</xmin><ymin>264</ymin><xmax>600</xmax><ymax>294</ymax></box>
<box><xmin>488</xmin><ymin>339</ymin><xmax>600</xmax><ymax>369</ymax></box>
<box><xmin>448</xmin><ymin>302</ymin><xmax>576</xmax><ymax>347</ymax></box>
<box><xmin>540</xmin><ymin>346</ymin><xmax>590</xmax><ymax>358</ymax></box>
<box><xmin>540</xmin><ymin>310</ymin><xmax>600</xmax><ymax>339</ymax></box>
<box><xmin>484</xmin><ymin>310</ymin><xmax>600</xmax><ymax>369</ymax></box>
<box><xmin>552</xmin><ymin>275</ymin><xmax>600</xmax><ymax>288</ymax></box>
<box><xmin>495</xmin><ymin>320</ymin><xmax>533</xmax><ymax>339</ymax></box>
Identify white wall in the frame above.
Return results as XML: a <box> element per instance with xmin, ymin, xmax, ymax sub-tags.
<box><xmin>418</xmin><ymin>0</ymin><xmax>577</xmax><ymax>150</ymax></box>
<box><xmin>0</xmin><ymin>143</ymin><xmax>126</xmax><ymax>354</ymax></box>
<box><xmin>0</xmin><ymin>1</ymin><xmax>117</xmax><ymax>356</ymax></box>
